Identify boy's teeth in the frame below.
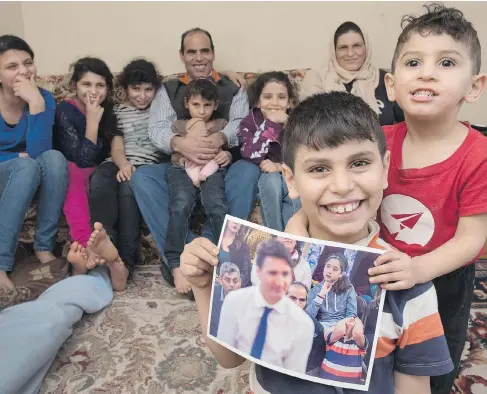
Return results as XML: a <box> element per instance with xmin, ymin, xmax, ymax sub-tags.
<box><xmin>413</xmin><ymin>90</ymin><xmax>435</xmax><ymax>96</ymax></box>
<box><xmin>326</xmin><ymin>201</ymin><xmax>360</xmax><ymax>214</ymax></box>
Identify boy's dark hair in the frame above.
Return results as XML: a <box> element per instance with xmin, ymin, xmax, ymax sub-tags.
<box><xmin>255</xmin><ymin>239</ymin><xmax>293</xmax><ymax>270</ymax></box>
<box><xmin>248</xmin><ymin>71</ymin><xmax>297</xmax><ymax>108</ymax></box>
<box><xmin>333</xmin><ymin>21</ymin><xmax>365</xmax><ymax>49</ymax></box>
<box><xmin>180</xmin><ymin>27</ymin><xmax>215</xmax><ymax>53</ymax></box>
<box><xmin>282</xmin><ymin>91</ymin><xmax>386</xmax><ymax>170</ymax></box>
<box><xmin>118</xmin><ymin>58</ymin><xmax>162</xmax><ymax>90</ymax></box>
<box><xmin>0</xmin><ymin>35</ymin><xmax>34</xmax><ymax>58</ymax></box>
<box><xmin>391</xmin><ymin>3</ymin><xmax>481</xmax><ymax>74</ymax></box>
<box><xmin>70</xmin><ymin>57</ymin><xmax>114</xmax><ymax>95</ymax></box>
<box><xmin>184</xmin><ymin>78</ymin><xmax>219</xmax><ymax>103</ymax></box>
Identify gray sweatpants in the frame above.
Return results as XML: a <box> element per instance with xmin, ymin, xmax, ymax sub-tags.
<box><xmin>0</xmin><ymin>266</ymin><xmax>113</xmax><ymax>394</ymax></box>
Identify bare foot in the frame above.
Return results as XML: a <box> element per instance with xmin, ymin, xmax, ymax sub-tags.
<box><xmin>86</xmin><ymin>222</ymin><xmax>120</xmax><ymax>269</ymax></box>
<box><xmin>173</xmin><ymin>267</ymin><xmax>192</xmax><ymax>294</ymax></box>
<box><xmin>35</xmin><ymin>251</ymin><xmax>56</xmax><ymax>264</ymax></box>
<box><xmin>0</xmin><ymin>271</ymin><xmax>15</xmax><ymax>291</ymax></box>
<box><xmin>107</xmin><ymin>258</ymin><xmax>129</xmax><ymax>291</ymax></box>
<box><xmin>67</xmin><ymin>242</ymin><xmax>88</xmax><ymax>275</ymax></box>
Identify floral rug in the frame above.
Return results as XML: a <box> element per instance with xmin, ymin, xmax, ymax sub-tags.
<box><xmin>37</xmin><ymin>265</ymin><xmax>487</xmax><ymax>394</ymax></box>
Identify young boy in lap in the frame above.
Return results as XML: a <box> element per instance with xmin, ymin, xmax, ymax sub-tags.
<box><xmin>366</xmin><ymin>5</ymin><xmax>487</xmax><ymax>394</ymax></box>
<box><xmin>179</xmin><ymin>90</ymin><xmax>453</xmax><ymax>393</ymax></box>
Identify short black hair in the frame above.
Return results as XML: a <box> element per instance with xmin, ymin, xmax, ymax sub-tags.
<box><xmin>248</xmin><ymin>71</ymin><xmax>297</xmax><ymax>108</ymax></box>
<box><xmin>289</xmin><ymin>281</ymin><xmax>309</xmax><ymax>294</ymax></box>
<box><xmin>69</xmin><ymin>56</ymin><xmax>114</xmax><ymax>95</ymax></box>
<box><xmin>180</xmin><ymin>27</ymin><xmax>214</xmax><ymax>54</ymax></box>
<box><xmin>282</xmin><ymin>91</ymin><xmax>386</xmax><ymax>170</ymax></box>
<box><xmin>0</xmin><ymin>35</ymin><xmax>34</xmax><ymax>58</ymax></box>
<box><xmin>391</xmin><ymin>3</ymin><xmax>481</xmax><ymax>74</ymax></box>
<box><xmin>118</xmin><ymin>58</ymin><xmax>162</xmax><ymax>90</ymax></box>
<box><xmin>184</xmin><ymin>78</ymin><xmax>219</xmax><ymax>103</ymax></box>
<box><xmin>333</xmin><ymin>21</ymin><xmax>364</xmax><ymax>49</ymax></box>
<box><xmin>255</xmin><ymin>239</ymin><xmax>293</xmax><ymax>270</ymax></box>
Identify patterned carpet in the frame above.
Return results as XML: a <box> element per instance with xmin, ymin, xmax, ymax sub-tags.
<box><xmin>37</xmin><ymin>261</ymin><xmax>487</xmax><ymax>394</ymax></box>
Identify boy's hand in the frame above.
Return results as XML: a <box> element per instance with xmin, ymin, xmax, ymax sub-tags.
<box><xmin>116</xmin><ymin>161</ymin><xmax>136</xmax><ymax>182</ymax></box>
<box><xmin>214</xmin><ymin>151</ymin><xmax>232</xmax><ymax>167</ymax></box>
<box><xmin>345</xmin><ymin>317</ymin><xmax>356</xmax><ymax>332</ymax></box>
<box><xmin>260</xmin><ymin>159</ymin><xmax>281</xmax><ymax>173</ymax></box>
<box><xmin>368</xmin><ymin>251</ymin><xmax>422</xmax><ymax>290</ymax></box>
<box><xmin>180</xmin><ymin>237</ymin><xmax>219</xmax><ymax>290</ymax></box>
<box><xmin>13</xmin><ymin>74</ymin><xmax>43</xmax><ymax>106</ymax></box>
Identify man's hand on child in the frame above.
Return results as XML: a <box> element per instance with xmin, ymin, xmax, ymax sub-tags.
<box><xmin>116</xmin><ymin>162</ymin><xmax>136</xmax><ymax>182</ymax></box>
<box><xmin>180</xmin><ymin>237</ymin><xmax>219</xmax><ymax>290</ymax></box>
<box><xmin>260</xmin><ymin>159</ymin><xmax>281</xmax><ymax>173</ymax></box>
<box><xmin>368</xmin><ymin>251</ymin><xmax>424</xmax><ymax>290</ymax></box>
<box><xmin>214</xmin><ymin>151</ymin><xmax>232</xmax><ymax>167</ymax></box>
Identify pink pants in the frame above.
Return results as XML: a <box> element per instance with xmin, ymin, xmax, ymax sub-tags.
<box><xmin>63</xmin><ymin>161</ymin><xmax>95</xmax><ymax>247</ymax></box>
<box><xmin>185</xmin><ymin>159</ymin><xmax>219</xmax><ymax>184</ymax></box>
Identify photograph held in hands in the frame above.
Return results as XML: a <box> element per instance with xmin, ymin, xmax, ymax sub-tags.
<box><xmin>208</xmin><ymin>215</ymin><xmax>387</xmax><ymax>391</ymax></box>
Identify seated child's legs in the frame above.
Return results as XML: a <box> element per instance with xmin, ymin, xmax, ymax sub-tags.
<box><xmin>118</xmin><ymin>179</ymin><xmax>142</xmax><ymax>275</ymax></box>
<box><xmin>63</xmin><ymin>161</ymin><xmax>95</xmax><ymax>247</ymax></box>
<box><xmin>430</xmin><ymin>264</ymin><xmax>475</xmax><ymax>394</ymax></box>
<box><xmin>165</xmin><ymin>166</ymin><xmax>198</xmax><ymax>293</ymax></box>
<box><xmin>200</xmin><ymin>168</ymin><xmax>229</xmax><ymax>241</ymax></box>
<box><xmin>258</xmin><ymin>171</ymin><xmax>285</xmax><ymax>231</ymax></box>
<box><xmin>199</xmin><ymin>159</ymin><xmax>219</xmax><ymax>181</ymax></box>
<box><xmin>185</xmin><ymin>161</ymin><xmax>203</xmax><ymax>186</ymax></box>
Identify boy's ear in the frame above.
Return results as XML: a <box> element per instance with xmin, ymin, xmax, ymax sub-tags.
<box><xmin>282</xmin><ymin>163</ymin><xmax>299</xmax><ymax>199</ymax></box>
<box><xmin>464</xmin><ymin>73</ymin><xmax>487</xmax><ymax>104</ymax></box>
<box><xmin>384</xmin><ymin>72</ymin><xmax>396</xmax><ymax>102</ymax></box>
<box><xmin>382</xmin><ymin>150</ymin><xmax>391</xmax><ymax>190</ymax></box>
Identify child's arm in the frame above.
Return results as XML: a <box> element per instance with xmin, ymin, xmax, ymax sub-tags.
<box><xmin>180</xmin><ymin>238</ymin><xmax>246</xmax><ymax>369</ymax></box>
<box><xmin>284</xmin><ymin>209</ymin><xmax>309</xmax><ymax>237</ymax></box>
<box><xmin>327</xmin><ymin>322</ymin><xmax>346</xmax><ymax>344</ymax></box>
<box><xmin>110</xmin><ymin>135</ymin><xmax>135</xmax><ymax>182</ymax></box>
<box><xmin>25</xmin><ymin>88</ymin><xmax>55</xmax><ymax>159</ymax></box>
<box><xmin>351</xmin><ymin>318</ymin><xmax>366</xmax><ymax>348</ymax></box>
<box><xmin>394</xmin><ymin>373</ymin><xmax>430</xmax><ymax>394</ymax></box>
<box><xmin>370</xmin><ymin>213</ymin><xmax>487</xmax><ymax>290</ymax></box>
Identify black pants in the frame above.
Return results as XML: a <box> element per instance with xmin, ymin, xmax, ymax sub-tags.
<box><xmin>88</xmin><ymin>162</ymin><xmax>142</xmax><ymax>274</ymax></box>
<box><xmin>165</xmin><ymin>165</ymin><xmax>228</xmax><ymax>269</ymax></box>
<box><xmin>430</xmin><ymin>263</ymin><xmax>475</xmax><ymax>394</ymax></box>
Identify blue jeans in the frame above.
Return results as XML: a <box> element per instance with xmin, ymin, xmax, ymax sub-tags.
<box><xmin>258</xmin><ymin>171</ymin><xmax>301</xmax><ymax>232</ymax></box>
<box><xmin>0</xmin><ymin>150</ymin><xmax>68</xmax><ymax>272</ymax></box>
<box><xmin>165</xmin><ymin>166</ymin><xmax>228</xmax><ymax>269</ymax></box>
<box><xmin>131</xmin><ymin>159</ymin><xmax>260</xmax><ymax>268</ymax></box>
<box><xmin>0</xmin><ymin>266</ymin><xmax>112</xmax><ymax>394</ymax></box>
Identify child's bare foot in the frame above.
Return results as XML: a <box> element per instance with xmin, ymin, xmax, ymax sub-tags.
<box><xmin>0</xmin><ymin>271</ymin><xmax>15</xmax><ymax>291</ymax></box>
<box><xmin>67</xmin><ymin>242</ymin><xmax>88</xmax><ymax>275</ymax></box>
<box><xmin>107</xmin><ymin>258</ymin><xmax>129</xmax><ymax>291</ymax></box>
<box><xmin>86</xmin><ymin>222</ymin><xmax>120</xmax><ymax>269</ymax></box>
<box><xmin>173</xmin><ymin>267</ymin><xmax>192</xmax><ymax>294</ymax></box>
<box><xmin>35</xmin><ymin>251</ymin><xmax>56</xmax><ymax>264</ymax></box>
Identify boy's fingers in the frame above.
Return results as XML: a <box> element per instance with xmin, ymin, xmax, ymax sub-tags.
<box><xmin>373</xmin><ymin>251</ymin><xmax>401</xmax><ymax>266</ymax></box>
<box><xmin>369</xmin><ymin>271</ymin><xmax>405</xmax><ymax>284</ymax></box>
<box><xmin>381</xmin><ymin>280</ymin><xmax>413</xmax><ymax>291</ymax></box>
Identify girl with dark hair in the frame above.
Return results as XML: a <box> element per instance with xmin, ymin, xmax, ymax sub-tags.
<box><xmin>164</xmin><ymin>78</ymin><xmax>232</xmax><ymax>296</ymax></box>
<box><xmin>53</xmin><ymin>57</ymin><xmax>122</xmax><ymax>267</ymax></box>
<box><xmin>240</xmin><ymin>71</ymin><xmax>301</xmax><ymax>232</ymax></box>
<box><xmin>306</xmin><ymin>253</ymin><xmax>357</xmax><ymax>330</ymax></box>
<box><xmin>88</xmin><ymin>58</ymin><xmax>164</xmax><ymax>278</ymax></box>
<box><xmin>0</xmin><ymin>35</ymin><xmax>67</xmax><ymax>290</ymax></box>
<box><xmin>217</xmin><ymin>220</ymin><xmax>251</xmax><ymax>288</ymax></box>
<box><xmin>300</xmin><ymin>21</ymin><xmax>404</xmax><ymax>126</ymax></box>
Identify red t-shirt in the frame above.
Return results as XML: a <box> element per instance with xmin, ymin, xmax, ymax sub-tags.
<box><xmin>378</xmin><ymin>122</ymin><xmax>487</xmax><ymax>259</ymax></box>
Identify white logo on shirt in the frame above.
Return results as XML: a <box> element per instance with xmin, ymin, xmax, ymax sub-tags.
<box><xmin>380</xmin><ymin>194</ymin><xmax>435</xmax><ymax>246</ymax></box>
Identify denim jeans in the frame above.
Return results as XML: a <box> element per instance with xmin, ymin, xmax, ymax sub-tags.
<box><xmin>88</xmin><ymin>162</ymin><xmax>142</xmax><ymax>272</ymax></box>
<box><xmin>0</xmin><ymin>150</ymin><xmax>68</xmax><ymax>272</ymax></box>
<box><xmin>258</xmin><ymin>171</ymin><xmax>301</xmax><ymax>231</ymax></box>
<box><xmin>130</xmin><ymin>159</ymin><xmax>260</xmax><ymax>267</ymax></box>
<box><xmin>165</xmin><ymin>166</ymin><xmax>228</xmax><ymax>269</ymax></box>
<box><xmin>0</xmin><ymin>265</ymin><xmax>112</xmax><ymax>394</ymax></box>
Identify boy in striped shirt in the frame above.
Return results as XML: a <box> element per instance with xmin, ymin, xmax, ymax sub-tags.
<box><xmin>179</xmin><ymin>91</ymin><xmax>453</xmax><ymax>393</ymax></box>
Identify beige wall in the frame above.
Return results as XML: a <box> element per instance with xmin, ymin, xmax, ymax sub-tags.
<box><xmin>4</xmin><ymin>2</ymin><xmax>487</xmax><ymax>123</ymax></box>
<box><xmin>0</xmin><ymin>2</ymin><xmax>24</xmax><ymax>37</ymax></box>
